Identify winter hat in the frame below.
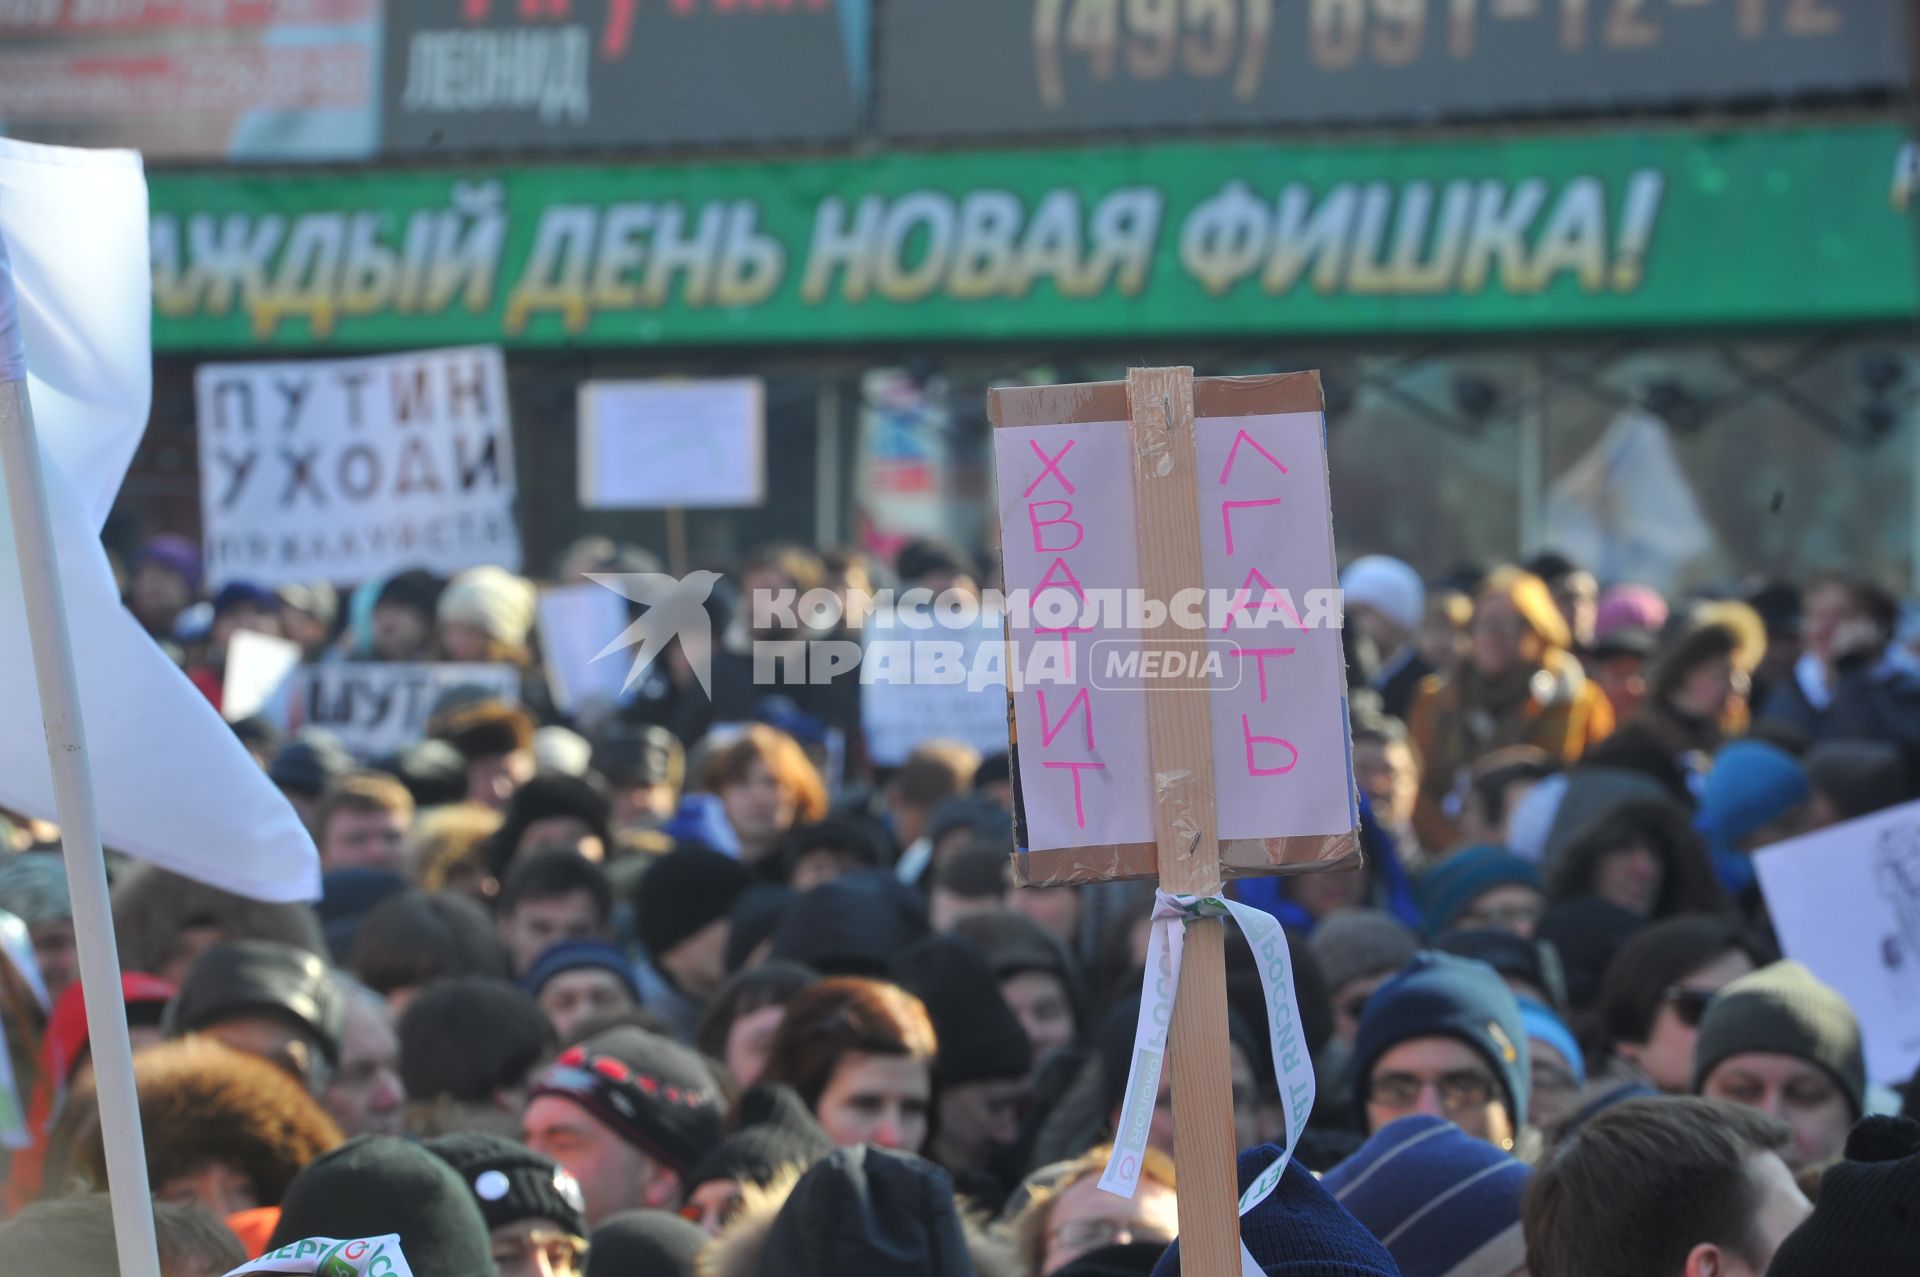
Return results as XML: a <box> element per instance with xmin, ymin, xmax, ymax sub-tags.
<box><xmin>1308</xmin><ymin>909</ymin><xmax>1419</xmax><ymax>996</ymax></box>
<box><xmin>529</xmin><ymin>1026</ymin><xmax>726</xmax><ymax>1177</ymax></box>
<box><xmin>585</xmin><ymin>1210</ymin><xmax>709</xmax><ymax>1277</ymax></box>
<box><xmin>536</xmin><ymin>725</ymin><xmax>596</xmax><ymax>777</ymax></box>
<box><xmin>927</xmin><ymin>796</ymin><xmax>1015</xmax><ymax>852</ymax></box>
<box><xmin>1766</xmin><ymin>1116</ymin><xmax>1920</xmax><ymax>1276</ymax></box>
<box><xmin>1054</xmin><ymin>1243</ymin><xmax>1167</xmax><ymax>1277</ymax></box>
<box><xmin>891</xmin><ymin>934</ymin><xmax>1032</xmax><ymax>1087</ymax></box>
<box><xmin>635</xmin><ymin>847</ymin><xmax>754</xmax><ymax>960</ymax></box>
<box><xmin>1594</xmin><ymin>584</ymin><xmax>1668</xmax><ymax>640</ymax></box>
<box><xmin>136</xmin><ymin>533</ymin><xmax>202</xmax><ymax>592</ymax></box>
<box><xmin>1695</xmin><ymin>741</ymin><xmax>1809</xmax><ymax>893</ymax></box>
<box><xmin>163</xmin><ymin>939</ymin><xmax>345</xmax><ymax>1066</ymax></box>
<box><xmin>1533</xmin><ymin>898</ymin><xmax>1642</xmax><ymax>1010</ymax></box>
<box><xmin>1321</xmin><ymin>1115</ymin><xmax>1529</xmax><ymax>1277</ymax></box>
<box><xmin>522</xmin><ymin>939</ymin><xmax>642</xmax><ymax>1003</ymax></box>
<box><xmin>663</xmin><ymin>793</ymin><xmax>744</xmax><ymax>858</ymax></box>
<box><xmin>1433</xmin><ymin>929</ymin><xmax>1566</xmax><ymax>1012</ymax></box>
<box><xmin>756</xmin><ymin>1145</ymin><xmax>975</xmax><ymax>1277</ymax></box>
<box><xmin>1805</xmin><ymin>739</ymin><xmax>1909</xmax><ymax>822</ymax></box>
<box><xmin>425</xmin><ymin>1131</ymin><xmax>589</xmax><ymax>1240</ymax></box>
<box><xmin>270</xmin><ymin>1136</ymin><xmax>492</xmax><ymax>1277</ymax></box>
<box><xmin>376</xmin><ymin>568</ymin><xmax>444</xmax><ymax>619</ymax></box>
<box><xmin>275</xmin><ymin>579</ymin><xmax>339</xmax><ymax>628</ymax></box>
<box><xmin>0</xmin><ymin>851</ymin><xmax>69</xmax><ymax>926</ymax></box>
<box><xmin>1151</xmin><ymin>1144</ymin><xmax>1398</xmax><ymax>1276</ymax></box>
<box><xmin>428</xmin><ymin>693</ymin><xmax>535</xmax><ymax>761</ymax></box>
<box><xmin>1341</xmin><ymin>556</ymin><xmax>1426</xmax><ymax>634</ymax></box>
<box><xmin>438</xmin><ymin>565</ymin><xmax>536</xmax><ymax>648</ymax></box>
<box><xmin>487</xmin><ymin>772</ymin><xmax>616</xmax><ymax>878</ymax></box>
<box><xmin>269</xmin><ymin>730</ymin><xmax>357</xmax><ymax>799</ymax></box>
<box><xmin>726</xmin><ymin>883</ymin><xmax>795</xmax><ymax>972</ymax></box>
<box><xmin>1351</xmin><ymin>952</ymin><xmax>1530</xmax><ymax>1129</ymax></box>
<box><xmin>1516</xmin><ymin>997</ymin><xmax>1585</xmax><ymax>1090</ymax></box>
<box><xmin>1416</xmin><ymin>847</ymin><xmax>1542</xmax><ymax>937</ymax></box>
<box><xmin>213</xmin><ymin>580</ymin><xmax>278</xmax><ymax>618</ymax></box>
<box><xmin>769</xmin><ymin>870</ymin><xmax>930</xmax><ymax>977</ymax></box>
<box><xmin>685</xmin><ymin>1083</ymin><xmax>835</xmax><ymax>1195</ymax></box>
<box><xmin>380</xmin><ymin>738</ymin><xmax>469</xmax><ymax>807</ymax></box>
<box><xmin>1691</xmin><ymin>960</ymin><xmax>1865</xmax><ymax>1119</ymax></box>
<box><xmin>317</xmin><ymin>868</ymin><xmax>409</xmax><ymax>964</ymax></box>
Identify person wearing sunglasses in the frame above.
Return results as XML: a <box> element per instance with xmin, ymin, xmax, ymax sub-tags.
<box><xmin>426</xmin><ymin>1132</ymin><xmax>590</xmax><ymax>1277</ymax></box>
<box><xmin>1351</xmin><ymin>951</ymin><xmax>1530</xmax><ymax>1151</ymax></box>
<box><xmin>1594</xmin><ymin>915</ymin><xmax>1763</xmax><ymax>1094</ymax></box>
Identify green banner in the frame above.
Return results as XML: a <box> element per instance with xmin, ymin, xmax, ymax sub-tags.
<box><xmin>149</xmin><ymin>123</ymin><xmax>1920</xmax><ymax>351</ymax></box>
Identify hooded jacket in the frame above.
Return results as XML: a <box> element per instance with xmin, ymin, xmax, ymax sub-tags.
<box><xmin>1541</xmin><ymin>769</ymin><xmax>1727</xmax><ymax>919</ymax></box>
<box><xmin>703</xmin><ymin>1148</ymin><xmax>1017</xmax><ymax>1277</ymax></box>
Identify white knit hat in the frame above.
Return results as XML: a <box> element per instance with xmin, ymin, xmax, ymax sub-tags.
<box><xmin>1339</xmin><ymin>555</ymin><xmax>1426</xmax><ymax>634</ymax></box>
<box><xmin>438</xmin><ymin>566</ymin><xmax>537</xmax><ymax>649</ymax></box>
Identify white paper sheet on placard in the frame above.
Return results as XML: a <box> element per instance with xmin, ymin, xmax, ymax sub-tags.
<box><xmin>579</xmin><ymin>379</ymin><xmax>765</xmax><ymax>509</ymax></box>
<box><xmin>1755</xmin><ymin>798</ymin><xmax>1920</xmax><ymax>1085</ymax></box>
<box><xmin>538</xmin><ymin>583</ymin><xmax>634</xmax><ymax>716</ymax></box>
<box><xmin>222</xmin><ymin>630</ymin><xmax>304</xmax><ymax>725</ymax></box>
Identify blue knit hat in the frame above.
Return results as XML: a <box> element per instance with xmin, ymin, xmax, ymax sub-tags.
<box><xmin>523</xmin><ymin>939</ymin><xmax>642</xmax><ymax>1003</ymax></box>
<box><xmin>1351</xmin><ymin>952</ymin><xmax>1530</xmax><ymax>1129</ymax></box>
<box><xmin>661</xmin><ymin>793</ymin><xmax>743</xmax><ymax>858</ymax></box>
<box><xmin>1517</xmin><ymin>997</ymin><xmax>1584</xmax><ymax>1091</ymax></box>
<box><xmin>1321</xmin><ymin>1116</ymin><xmax>1529</xmax><ymax>1277</ymax></box>
<box><xmin>1416</xmin><ymin>846</ymin><xmax>1542</xmax><ymax>938</ymax></box>
<box><xmin>1150</xmin><ymin>1145</ymin><xmax>1397</xmax><ymax>1276</ymax></box>
<box><xmin>1696</xmin><ymin>741</ymin><xmax>1810</xmax><ymax>895</ymax></box>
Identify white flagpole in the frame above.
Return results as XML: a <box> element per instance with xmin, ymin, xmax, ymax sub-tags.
<box><xmin>0</xmin><ymin>374</ymin><xmax>161</xmax><ymax>1277</ymax></box>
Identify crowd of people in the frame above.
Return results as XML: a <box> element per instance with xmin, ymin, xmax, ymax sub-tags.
<box><xmin>1</xmin><ymin>533</ymin><xmax>1918</xmax><ymax>1276</ymax></box>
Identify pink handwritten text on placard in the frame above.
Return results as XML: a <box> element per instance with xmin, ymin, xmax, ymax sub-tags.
<box><xmin>994</xmin><ymin>422</ymin><xmax>1156</xmax><ymax>851</ymax></box>
<box><xmin>1196</xmin><ymin>414</ymin><xmax>1355</xmax><ymax>841</ymax></box>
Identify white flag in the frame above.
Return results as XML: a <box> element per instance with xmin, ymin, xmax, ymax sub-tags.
<box><xmin>0</xmin><ymin>140</ymin><xmax>319</xmax><ymax>904</ymax></box>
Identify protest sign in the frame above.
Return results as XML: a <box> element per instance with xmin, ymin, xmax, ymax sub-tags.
<box><xmin>196</xmin><ymin>346</ymin><xmax>520</xmax><ymax>589</ymax></box>
<box><xmin>988</xmin><ymin>369</ymin><xmax>1356</xmax><ymax>1277</ymax></box>
<box><xmin>861</xmin><ymin>609</ymin><xmax>1013</xmax><ymax>767</ymax></box>
<box><xmin>578</xmin><ymin>379</ymin><xmax>764</xmax><ymax>510</ymax></box>
<box><xmin>287</xmin><ymin>663</ymin><xmax>521</xmax><ymax>761</ymax></box>
<box><xmin>1756</xmin><ymin>799</ymin><xmax>1920</xmax><ymax>1086</ymax></box>
<box><xmin>222</xmin><ymin>630</ymin><xmax>303</xmax><ymax>725</ymax></box>
<box><xmin>538</xmin><ymin>583</ymin><xmax>632</xmax><ymax>716</ymax></box>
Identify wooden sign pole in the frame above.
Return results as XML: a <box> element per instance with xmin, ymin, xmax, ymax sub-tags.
<box><xmin>1127</xmin><ymin>367</ymin><xmax>1240</xmax><ymax>1276</ymax></box>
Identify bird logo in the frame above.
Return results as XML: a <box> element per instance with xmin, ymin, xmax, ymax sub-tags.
<box><xmin>588</xmin><ymin>570</ymin><xmax>723</xmax><ymax>699</ymax></box>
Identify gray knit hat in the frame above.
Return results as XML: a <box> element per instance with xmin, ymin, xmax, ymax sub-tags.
<box><xmin>1309</xmin><ymin>909</ymin><xmax>1419</xmax><ymax>995</ymax></box>
<box><xmin>1692</xmin><ymin>961</ymin><xmax>1865</xmax><ymax>1119</ymax></box>
<box><xmin>0</xmin><ymin>852</ymin><xmax>70</xmax><ymax>926</ymax></box>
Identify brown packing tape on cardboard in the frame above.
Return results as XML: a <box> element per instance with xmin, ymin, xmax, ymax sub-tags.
<box><xmin>988</xmin><ymin>372</ymin><xmax>1361</xmax><ymax>889</ymax></box>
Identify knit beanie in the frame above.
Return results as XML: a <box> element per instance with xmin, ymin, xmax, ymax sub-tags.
<box><xmin>891</xmin><ymin>934</ymin><xmax>1032</xmax><ymax>1087</ymax></box>
<box><xmin>425</xmin><ymin>1131</ymin><xmax>589</xmax><ymax>1240</ymax></box>
<box><xmin>1766</xmin><ymin>1116</ymin><xmax>1920</xmax><ymax>1276</ymax></box>
<box><xmin>1434</xmin><ymin>929</ymin><xmax>1566</xmax><ymax>1012</ymax></box>
<box><xmin>438</xmin><ymin>565</ymin><xmax>536</xmax><ymax>648</ymax></box>
<box><xmin>1053</xmin><ymin>1243</ymin><xmax>1167</xmax><ymax>1277</ymax></box>
<box><xmin>528</xmin><ymin>1026</ymin><xmax>727</xmax><ymax>1177</ymax></box>
<box><xmin>726</xmin><ymin>883</ymin><xmax>795</xmax><ymax>973</ymax></box>
<box><xmin>685</xmin><ymin>1083</ymin><xmax>835</xmax><ymax>1195</ymax></box>
<box><xmin>1533</xmin><ymin>898</ymin><xmax>1642</xmax><ymax>1010</ymax></box>
<box><xmin>1516</xmin><ymin>997</ymin><xmax>1585</xmax><ymax>1090</ymax></box>
<box><xmin>1416</xmin><ymin>847</ymin><xmax>1542</xmax><ymax>938</ymax></box>
<box><xmin>662</xmin><ymin>793</ymin><xmax>744</xmax><ymax>858</ymax></box>
<box><xmin>585</xmin><ymin>1210</ymin><xmax>709</xmax><ymax>1277</ymax></box>
<box><xmin>1151</xmin><ymin>1144</ymin><xmax>1398</xmax><ymax>1276</ymax></box>
<box><xmin>270</xmin><ymin>1136</ymin><xmax>493</xmax><ymax>1277</ymax></box>
<box><xmin>0</xmin><ymin>851</ymin><xmax>69</xmax><ymax>926</ymax></box>
<box><xmin>757</xmin><ymin>1145</ymin><xmax>974</xmax><ymax>1277</ymax></box>
<box><xmin>1805</xmin><ymin>740</ymin><xmax>1910</xmax><ymax>822</ymax></box>
<box><xmin>1691</xmin><ymin>960</ymin><xmax>1865</xmax><ymax>1118</ymax></box>
<box><xmin>523</xmin><ymin>939</ymin><xmax>642</xmax><ymax>1003</ymax></box>
<box><xmin>769</xmin><ymin>870</ymin><xmax>930</xmax><ymax>977</ymax></box>
<box><xmin>1308</xmin><ymin>909</ymin><xmax>1419</xmax><ymax>996</ymax></box>
<box><xmin>269</xmin><ymin>731</ymin><xmax>357</xmax><ymax>799</ymax></box>
<box><xmin>137</xmin><ymin>533</ymin><xmax>202</xmax><ymax>592</ymax></box>
<box><xmin>1351</xmin><ymin>952</ymin><xmax>1530</xmax><ymax>1129</ymax></box>
<box><xmin>376</xmin><ymin>568</ymin><xmax>444</xmax><ymax>619</ymax></box>
<box><xmin>635</xmin><ymin>847</ymin><xmax>754</xmax><ymax>960</ymax></box>
<box><xmin>1340</xmin><ymin>556</ymin><xmax>1425</xmax><ymax>634</ymax></box>
<box><xmin>1695</xmin><ymin>741</ymin><xmax>1809</xmax><ymax>890</ymax></box>
<box><xmin>1321</xmin><ymin>1115</ymin><xmax>1529</xmax><ymax>1277</ymax></box>
<box><xmin>1594</xmin><ymin>584</ymin><xmax>1668</xmax><ymax>639</ymax></box>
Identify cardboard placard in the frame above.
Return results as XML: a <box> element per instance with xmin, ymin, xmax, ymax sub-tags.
<box><xmin>578</xmin><ymin>378</ymin><xmax>765</xmax><ymax>510</ymax></box>
<box><xmin>538</xmin><ymin>583</ymin><xmax>633</xmax><ymax>716</ymax></box>
<box><xmin>1756</xmin><ymin>799</ymin><xmax>1920</xmax><ymax>1085</ymax></box>
<box><xmin>196</xmin><ymin>346</ymin><xmax>520</xmax><ymax>589</ymax></box>
<box><xmin>287</xmin><ymin>662</ymin><xmax>521</xmax><ymax>761</ymax></box>
<box><xmin>861</xmin><ymin>608</ymin><xmax>1017</xmax><ymax>768</ymax></box>
<box><xmin>988</xmin><ymin>372</ymin><xmax>1358</xmax><ymax>887</ymax></box>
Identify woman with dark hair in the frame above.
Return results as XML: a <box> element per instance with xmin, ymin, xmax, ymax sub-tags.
<box><xmin>698</xmin><ymin>725</ymin><xmax>829</xmax><ymax>867</ymax></box>
<box><xmin>349</xmin><ymin>889</ymin><xmax>511</xmax><ymax>1016</ymax></box>
<box><xmin>759</xmin><ymin>977</ymin><xmax>936</xmax><ymax>1153</ymax></box>
<box><xmin>694</xmin><ymin>961</ymin><xmax>818</xmax><ymax>1090</ymax></box>
<box><xmin>1592</xmin><ymin>915</ymin><xmax>1765</xmax><ymax>1094</ymax></box>
<box><xmin>1542</xmin><ymin>770</ymin><xmax>1727</xmax><ymax>921</ymax></box>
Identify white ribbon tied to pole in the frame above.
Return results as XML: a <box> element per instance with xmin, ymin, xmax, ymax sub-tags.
<box><xmin>1100</xmin><ymin>891</ymin><xmax>1317</xmax><ymax>1277</ymax></box>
